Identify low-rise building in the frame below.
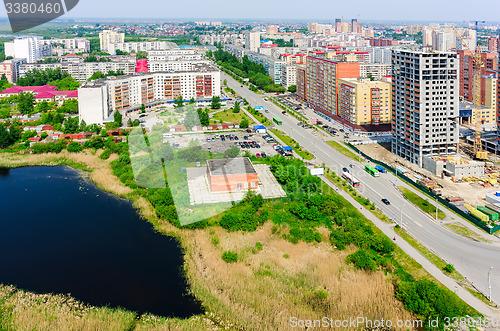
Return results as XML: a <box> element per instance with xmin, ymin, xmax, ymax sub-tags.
<box><xmin>0</xmin><ymin>85</ymin><xmax>77</xmax><ymax>103</ymax></box>
<box><xmin>207</xmin><ymin>158</ymin><xmax>258</xmax><ymax>192</ymax></box>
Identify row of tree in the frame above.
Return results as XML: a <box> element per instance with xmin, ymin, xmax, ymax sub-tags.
<box><xmin>16</xmin><ymin>68</ymin><xmax>80</xmax><ymax>91</ymax></box>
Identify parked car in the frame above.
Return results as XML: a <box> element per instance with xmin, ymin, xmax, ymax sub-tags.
<box><xmin>221</xmin><ymin>137</ymin><xmax>225</xmax><ymax>141</ymax></box>
<box><xmin>256</xmin><ymin>153</ymin><xmax>261</xmax><ymax>158</ymax></box>
<box><xmin>382</xmin><ymin>199</ymin><xmax>391</xmax><ymax>205</ymax></box>
<box><xmin>265</xmin><ymin>109</ymin><xmax>269</xmax><ymax>113</ymax></box>
<box><xmin>342</xmin><ymin>167</ymin><xmax>349</xmax><ymax>173</ymax></box>
<box><xmin>256</xmin><ymin>143</ymin><xmax>261</xmax><ymax>148</ymax></box>
<box><xmin>261</xmin><ymin>152</ymin><xmax>267</xmax><ymax>158</ymax></box>
<box><xmin>234</xmin><ymin>136</ymin><xmax>239</xmax><ymax>140</ymax></box>
<box><xmin>244</xmin><ymin>136</ymin><xmax>248</xmax><ymax>140</ymax></box>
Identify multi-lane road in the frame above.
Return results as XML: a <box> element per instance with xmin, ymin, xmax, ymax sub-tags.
<box><xmin>221</xmin><ymin>71</ymin><xmax>500</xmax><ymax>309</ymax></box>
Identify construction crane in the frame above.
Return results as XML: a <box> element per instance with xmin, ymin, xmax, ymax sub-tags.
<box><xmin>453</xmin><ymin>26</ymin><xmax>489</xmax><ymax>160</ymax></box>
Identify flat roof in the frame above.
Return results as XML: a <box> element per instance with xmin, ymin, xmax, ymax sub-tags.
<box><xmin>207</xmin><ymin>158</ymin><xmax>256</xmax><ymax>176</ymax></box>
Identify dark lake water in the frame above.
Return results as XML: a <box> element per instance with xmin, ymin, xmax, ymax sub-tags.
<box><xmin>0</xmin><ymin>166</ymin><xmax>203</xmax><ymax>318</ymax></box>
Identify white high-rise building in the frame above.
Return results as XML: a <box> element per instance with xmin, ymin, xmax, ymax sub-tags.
<box><xmin>99</xmin><ymin>30</ymin><xmax>125</xmax><ymax>52</ymax></box>
<box><xmin>4</xmin><ymin>37</ymin><xmax>52</xmax><ymax>63</ymax></box>
<box><xmin>392</xmin><ymin>50</ymin><xmax>459</xmax><ymax>167</ymax></box>
<box><xmin>245</xmin><ymin>31</ymin><xmax>261</xmax><ymax>52</ymax></box>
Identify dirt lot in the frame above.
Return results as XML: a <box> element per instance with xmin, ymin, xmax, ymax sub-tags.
<box><xmin>358</xmin><ymin>143</ymin><xmax>500</xmax><ymax>206</ymax></box>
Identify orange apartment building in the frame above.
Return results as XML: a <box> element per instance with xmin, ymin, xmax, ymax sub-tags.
<box><xmin>298</xmin><ymin>55</ymin><xmax>360</xmax><ymax>116</ymax></box>
<box><xmin>458</xmin><ymin>50</ymin><xmax>498</xmax><ymax>106</ymax></box>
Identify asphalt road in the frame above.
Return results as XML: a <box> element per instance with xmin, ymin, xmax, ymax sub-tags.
<box><xmin>222</xmin><ymin>72</ymin><xmax>500</xmax><ymax>307</ymax></box>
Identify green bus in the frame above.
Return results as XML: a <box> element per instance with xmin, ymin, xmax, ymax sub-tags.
<box><xmin>365</xmin><ymin>165</ymin><xmax>380</xmax><ymax>177</ymax></box>
<box><xmin>273</xmin><ymin>117</ymin><xmax>283</xmax><ymax>125</ymax></box>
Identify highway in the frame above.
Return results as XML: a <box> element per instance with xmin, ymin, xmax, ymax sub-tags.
<box><xmin>221</xmin><ymin>71</ymin><xmax>500</xmax><ymax>308</ymax></box>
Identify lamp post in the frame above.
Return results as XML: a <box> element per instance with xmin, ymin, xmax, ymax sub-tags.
<box><xmin>435</xmin><ymin>195</ymin><xmax>438</xmax><ymax>221</ymax></box>
<box><xmin>488</xmin><ymin>267</ymin><xmax>493</xmax><ymax>302</ymax></box>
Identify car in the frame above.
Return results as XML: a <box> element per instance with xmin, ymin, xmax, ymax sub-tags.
<box><xmin>244</xmin><ymin>136</ymin><xmax>248</xmax><ymax>140</ymax></box>
<box><xmin>139</xmin><ymin>114</ymin><xmax>146</xmax><ymax>118</ymax></box>
<box><xmin>241</xmin><ymin>85</ymin><xmax>243</xmax><ymax>87</ymax></box>
<box><xmin>229</xmin><ymin>136</ymin><xmax>234</xmax><ymax>141</ymax></box>
<box><xmin>256</xmin><ymin>143</ymin><xmax>261</xmax><ymax>148</ymax></box>
<box><xmin>234</xmin><ymin>136</ymin><xmax>239</xmax><ymax>140</ymax></box>
<box><xmin>342</xmin><ymin>167</ymin><xmax>349</xmax><ymax>173</ymax></box>
<box><xmin>265</xmin><ymin>109</ymin><xmax>269</xmax><ymax>113</ymax></box>
<box><xmin>282</xmin><ymin>111</ymin><xmax>286</xmax><ymax>115</ymax></box>
<box><xmin>297</xmin><ymin>122</ymin><xmax>303</xmax><ymax>126</ymax></box>
<box><xmin>382</xmin><ymin>199</ymin><xmax>391</xmax><ymax>205</ymax></box>
<box><xmin>256</xmin><ymin>153</ymin><xmax>261</xmax><ymax>158</ymax></box>
<box><xmin>206</xmin><ymin>137</ymin><xmax>210</xmax><ymax>142</ymax></box>
<box><xmin>349</xmin><ymin>164</ymin><xmax>354</xmax><ymax>168</ymax></box>
<box><xmin>261</xmin><ymin>152</ymin><xmax>267</xmax><ymax>158</ymax></box>
<box><xmin>221</xmin><ymin>137</ymin><xmax>225</xmax><ymax>141</ymax></box>
<box><xmin>211</xmin><ymin>137</ymin><xmax>215</xmax><ymax>141</ymax></box>
<box><xmin>340</xmin><ymin>129</ymin><xmax>344</xmax><ymax>132</ymax></box>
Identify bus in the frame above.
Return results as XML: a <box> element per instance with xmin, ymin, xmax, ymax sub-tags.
<box><xmin>273</xmin><ymin>117</ymin><xmax>283</xmax><ymax>125</ymax></box>
<box><xmin>365</xmin><ymin>165</ymin><xmax>380</xmax><ymax>177</ymax></box>
<box><xmin>342</xmin><ymin>171</ymin><xmax>360</xmax><ymax>187</ymax></box>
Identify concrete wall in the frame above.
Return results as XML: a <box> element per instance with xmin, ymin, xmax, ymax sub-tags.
<box><xmin>422</xmin><ymin>156</ymin><xmax>445</xmax><ymax>175</ymax></box>
<box><xmin>446</xmin><ymin>161</ymin><xmax>485</xmax><ymax>179</ymax></box>
<box><xmin>78</xmin><ymin>85</ymin><xmax>109</xmax><ymax>125</ymax></box>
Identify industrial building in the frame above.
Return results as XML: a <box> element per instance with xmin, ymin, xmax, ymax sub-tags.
<box><xmin>207</xmin><ymin>158</ymin><xmax>258</xmax><ymax>192</ymax></box>
<box><xmin>391</xmin><ymin>50</ymin><xmax>459</xmax><ymax>167</ymax></box>
<box><xmin>423</xmin><ymin>155</ymin><xmax>485</xmax><ymax>180</ymax></box>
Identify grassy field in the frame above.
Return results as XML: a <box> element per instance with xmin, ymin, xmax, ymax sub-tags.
<box><xmin>269</xmin><ymin>129</ymin><xmax>314</xmax><ymax>160</ymax></box>
<box><xmin>210</xmin><ymin>109</ymin><xmax>253</xmax><ymax>125</ymax></box>
<box><xmin>326</xmin><ymin>141</ymin><xmax>364</xmax><ymax>161</ymax></box>
<box><xmin>445</xmin><ymin>222</ymin><xmax>491</xmax><ymax>243</ymax></box>
<box><xmin>399</xmin><ymin>187</ymin><xmax>446</xmax><ymax>220</ymax></box>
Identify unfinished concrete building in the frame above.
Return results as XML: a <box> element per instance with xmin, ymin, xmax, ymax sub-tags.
<box><xmin>392</xmin><ymin>50</ymin><xmax>459</xmax><ymax>167</ymax></box>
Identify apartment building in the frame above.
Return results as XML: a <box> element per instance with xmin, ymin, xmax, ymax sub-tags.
<box><xmin>391</xmin><ymin>50</ymin><xmax>459</xmax><ymax>167</ymax></box>
<box><xmin>281</xmin><ymin>53</ymin><xmax>307</xmax><ymax>66</ymax></box>
<box><xmin>245</xmin><ymin>31</ymin><xmax>261</xmax><ymax>52</ymax></box>
<box><xmin>338</xmin><ymin>78</ymin><xmax>391</xmax><ymax>125</ymax></box>
<box><xmin>5</xmin><ymin>37</ymin><xmax>52</xmax><ymax>63</ymax></box>
<box><xmin>20</xmin><ymin>55</ymin><xmax>137</xmax><ymax>82</ymax></box>
<box><xmin>147</xmin><ymin>50</ymin><xmax>203</xmax><ymax>62</ymax></box>
<box><xmin>108</xmin><ymin>41</ymin><xmax>179</xmax><ymax>55</ymax></box>
<box><xmin>281</xmin><ymin>65</ymin><xmax>297</xmax><ymax>89</ymax></box>
<box><xmin>99</xmin><ymin>30</ymin><xmax>125</xmax><ymax>52</ymax></box>
<box><xmin>457</xmin><ymin>50</ymin><xmax>498</xmax><ymax>105</ymax></box>
<box><xmin>246</xmin><ymin>52</ymin><xmax>286</xmax><ymax>84</ymax></box>
<box><xmin>147</xmin><ymin>60</ymin><xmax>210</xmax><ymax>73</ymax></box>
<box><xmin>0</xmin><ymin>58</ymin><xmax>27</xmax><ymax>83</ymax></box>
<box><xmin>298</xmin><ymin>55</ymin><xmax>360</xmax><ymax>115</ymax></box>
<box><xmin>39</xmin><ymin>38</ymin><xmax>90</xmax><ymax>55</ymax></box>
<box><xmin>360</xmin><ymin>63</ymin><xmax>392</xmax><ymax>79</ymax></box>
<box><xmin>79</xmin><ymin>64</ymin><xmax>221</xmax><ymax>124</ymax></box>
<box><xmin>488</xmin><ymin>37</ymin><xmax>499</xmax><ymax>52</ymax></box>
<box><xmin>199</xmin><ymin>33</ymin><xmax>243</xmax><ymax>45</ymax></box>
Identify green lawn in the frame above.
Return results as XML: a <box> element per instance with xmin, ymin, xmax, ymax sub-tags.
<box><xmin>210</xmin><ymin>109</ymin><xmax>253</xmax><ymax>125</ymax></box>
<box><xmin>269</xmin><ymin>129</ymin><xmax>314</xmax><ymax>160</ymax></box>
<box><xmin>399</xmin><ymin>187</ymin><xmax>446</xmax><ymax>220</ymax></box>
<box><xmin>326</xmin><ymin>141</ymin><xmax>363</xmax><ymax>161</ymax></box>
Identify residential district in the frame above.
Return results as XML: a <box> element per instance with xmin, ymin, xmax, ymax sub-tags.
<box><xmin>2</xmin><ymin>18</ymin><xmax>500</xmax><ymax>327</ymax></box>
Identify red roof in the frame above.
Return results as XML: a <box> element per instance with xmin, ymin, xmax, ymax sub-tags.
<box><xmin>28</xmin><ymin>137</ymin><xmax>41</xmax><ymax>142</ymax></box>
<box><xmin>35</xmin><ymin>92</ymin><xmax>56</xmax><ymax>99</ymax></box>
<box><xmin>1</xmin><ymin>85</ymin><xmax>78</xmax><ymax>99</ymax></box>
<box><xmin>135</xmin><ymin>59</ymin><xmax>148</xmax><ymax>73</ymax></box>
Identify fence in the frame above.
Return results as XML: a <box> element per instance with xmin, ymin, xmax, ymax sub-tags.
<box><xmin>346</xmin><ymin>142</ymin><xmax>500</xmax><ymax>234</ymax></box>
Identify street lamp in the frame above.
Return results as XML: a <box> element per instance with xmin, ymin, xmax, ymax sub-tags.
<box><xmin>488</xmin><ymin>267</ymin><xmax>493</xmax><ymax>302</ymax></box>
<box><xmin>435</xmin><ymin>195</ymin><xmax>439</xmax><ymax>221</ymax></box>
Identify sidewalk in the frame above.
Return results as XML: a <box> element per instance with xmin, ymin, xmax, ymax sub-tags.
<box><xmin>321</xmin><ymin>176</ymin><xmax>500</xmax><ymax>320</ymax></box>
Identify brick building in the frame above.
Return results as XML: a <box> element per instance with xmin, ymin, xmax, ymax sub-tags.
<box><xmin>207</xmin><ymin>158</ymin><xmax>258</xmax><ymax>192</ymax></box>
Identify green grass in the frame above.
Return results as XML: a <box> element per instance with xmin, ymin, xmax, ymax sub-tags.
<box><xmin>326</xmin><ymin>141</ymin><xmax>363</xmax><ymax>161</ymax></box>
<box><xmin>210</xmin><ymin>109</ymin><xmax>253</xmax><ymax>125</ymax></box>
<box><xmin>269</xmin><ymin>129</ymin><xmax>314</xmax><ymax>160</ymax></box>
<box><xmin>399</xmin><ymin>187</ymin><xmax>446</xmax><ymax>220</ymax></box>
<box><xmin>444</xmin><ymin>222</ymin><xmax>491</xmax><ymax>243</ymax></box>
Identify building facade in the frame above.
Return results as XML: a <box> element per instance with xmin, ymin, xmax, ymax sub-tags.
<box><xmin>108</xmin><ymin>41</ymin><xmax>179</xmax><ymax>55</ymax></box>
<box><xmin>391</xmin><ymin>50</ymin><xmax>459</xmax><ymax>167</ymax></box>
<box><xmin>99</xmin><ymin>30</ymin><xmax>125</xmax><ymax>52</ymax></box>
<box><xmin>338</xmin><ymin>78</ymin><xmax>392</xmax><ymax>125</ymax></box>
<box><xmin>79</xmin><ymin>65</ymin><xmax>221</xmax><ymax>124</ymax></box>
<box><xmin>5</xmin><ymin>37</ymin><xmax>52</xmax><ymax>63</ymax></box>
<box><xmin>245</xmin><ymin>31</ymin><xmax>261</xmax><ymax>52</ymax></box>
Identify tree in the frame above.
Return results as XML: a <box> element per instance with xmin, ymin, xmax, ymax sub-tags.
<box><xmin>113</xmin><ymin>111</ymin><xmax>123</xmax><ymax>127</ymax></box>
<box><xmin>63</xmin><ymin>117</ymin><xmax>79</xmax><ymax>134</ymax></box>
<box><xmin>88</xmin><ymin>71</ymin><xmax>106</xmax><ymax>81</ymax></box>
<box><xmin>79</xmin><ymin>119</ymin><xmax>87</xmax><ymax>132</ymax></box>
<box><xmin>240</xmin><ymin>118</ymin><xmax>249</xmax><ymax>129</ymax></box>
<box><xmin>184</xmin><ymin>108</ymin><xmax>200</xmax><ymax>130</ymax></box>
<box><xmin>210</xmin><ymin>96</ymin><xmax>221</xmax><ymax>110</ymax></box>
<box><xmin>17</xmin><ymin>92</ymin><xmax>35</xmax><ymax>114</ymax></box>
<box><xmin>140</xmin><ymin>104</ymin><xmax>146</xmax><ymax>114</ymax></box>
<box><xmin>288</xmin><ymin>85</ymin><xmax>297</xmax><ymax>93</ymax></box>
<box><xmin>67</xmin><ymin>142</ymin><xmax>84</xmax><ymax>153</ymax></box>
<box><xmin>224</xmin><ymin>146</ymin><xmax>240</xmax><ymax>158</ymax></box>
<box><xmin>197</xmin><ymin>108</ymin><xmax>210</xmax><ymax>126</ymax></box>
<box><xmin>35</xmin><ymin>100</ymin><xmax>52</xmax><ymax>113</ymax></box>
<box><xmin>0</xmin><ymin>124</ymin><xmax>11</xmax><ymax>148</ymax></box>
<box><xmin>137</xmin><ymin>51</ymin><xmax>147</xmax><ymax>60</ymax></box>
<box><xmin>174</xmin><ymin>96</ymin><xmax>184</xmax><ymax>109</ymax></box>
<box><xmin>189</xmin><ymin>97</ymin><xmax>195</xmax><ymax>104</ymax></box>
<box><xmin>232</xmin><ymin>101</ymin><xmax>240</xmax><ymax>113</ymax></box>
<box><xmin>367</xmin><ymin>73</ymin><xmax>374</xmax><ymax>81</ymax></box>
<box><xmin>53</xmin><ymin>76</ymin><xmax>80</xmax><ymax>90</ymax></box>
<box><xmin>58</xmin><ymin>99</ymin><xmax>78</xmax><ymax>114</ymax></box>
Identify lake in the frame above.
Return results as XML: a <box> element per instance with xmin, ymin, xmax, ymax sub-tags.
<box><xmin>0</xmin><ymin>166</ymin><xmax>203</xmax><ymax>318</ymax></box>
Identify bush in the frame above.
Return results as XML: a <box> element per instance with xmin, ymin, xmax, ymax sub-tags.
<box><xmin>222</xmin><ymin>250</ymin><xmax>238</xmax><ymax>263</ymax></box>
<box><xmin>67</xmin><ymin>142</ymin><xmax>83</xmax><ymax>153</ymax></box>
<box><xmin>443</xmin><ymin>264</ymin><xmax>455</xmax><ymax>273</ymax></box>
<box><xmin>347</xmin><ymin>249</ymin><xmax>377</xmax><ymax>272</ymax></box>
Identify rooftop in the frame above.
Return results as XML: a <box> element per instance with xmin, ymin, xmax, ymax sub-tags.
<box><xmin>207</xmin><ymin>158</ymin><xmax>256</xmax><ymax>177</ymax></box>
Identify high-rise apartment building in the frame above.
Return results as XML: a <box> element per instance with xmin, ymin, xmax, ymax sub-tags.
<box><xmin>245</xmin><ymin>31</ymin><xmax>261</xmax><ymax>52</ymax></box>
<box><xmin>351</xmin><ymin>19</ymin><xmax>360</xmax><ymax>33</ymax></box>
<box><xmin>298</xmin><ymin>55</ymin><xmax>359</xmax><ymax>115</ymax></box>
<box><xmin>0</xmin><ymin>58</ymin><xmax>26</xmax><ymax>83</ymax></box>
<box><xmin>392</xmin><ymin>50</ymin><xmax>459</xmax><ymax>167</ymax></box>
<box><xmin>457</xmin><ymin>50</ymin><xmax>498</xmax><ymax>103</ymax></box>
<box><xmin>488</xmin><ymin>37</ymin><xmax>499</xmax><ymax>52</ymax></box>
<box><xmin>4</xmin><ymin>37</ymin><xmax>52</xmax><ymax>63</ymax></box>
<box><xmin>338</xmin><ymin>78</ymin><xmax>392</xmax><ymax>125</ymax></box>
<box><xmin>99</xmin><ymin>30</ymin><xmax>125</xmax><ymax>52</ymax></box>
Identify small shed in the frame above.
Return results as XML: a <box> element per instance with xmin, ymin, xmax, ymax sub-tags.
<box><xmin>253</xmin><ymin>125</ymin><xmax>267</xmax><ymax>134</ymax></box>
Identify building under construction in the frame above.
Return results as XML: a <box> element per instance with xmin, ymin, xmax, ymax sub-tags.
<box><xmin>423</xmin><ymin>155</ymin><xmax>485</xmax><ymax>180</ymax></box>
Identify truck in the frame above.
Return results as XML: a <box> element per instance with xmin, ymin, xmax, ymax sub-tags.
<box><xmin>477</xmin><ymin>206</ymin><xmax>499</xmax><ymax>221</ymax></box>
<box><xmin>374</xmin><ymin>165</ymin><xmax>387</xmax><ymax>173</ymax></box>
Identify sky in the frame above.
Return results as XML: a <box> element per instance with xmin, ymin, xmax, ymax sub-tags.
<box><xmin>0</xmin><ymin>0</ymin><xmax>499</xmax><ymax>22</ymax></box>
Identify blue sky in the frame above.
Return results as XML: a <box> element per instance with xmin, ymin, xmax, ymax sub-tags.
<box><xmin>1</xmin><ymin>0</ymin><xmax>500</xmax><ymax>22</ymax></box>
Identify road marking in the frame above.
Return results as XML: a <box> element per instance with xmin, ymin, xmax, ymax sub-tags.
<box><xmin>414</xmin><ymin>221</ymin><xmax>423</xmax><ymax>227</ymax></box>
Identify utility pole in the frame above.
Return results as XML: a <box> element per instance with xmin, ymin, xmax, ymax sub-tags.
<box><xmin>435</xmin><ymin>195</ymin><xmax>438</xmax><ymax>221</ymax></box>
<box><xmin>488</xmin><ymin>267</ymin><xmax>493</xmax><ymax>302</ymax></box>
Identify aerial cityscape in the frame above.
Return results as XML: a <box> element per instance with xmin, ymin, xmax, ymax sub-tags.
<box><xmin>1</xmin><ymin>0</ymin><xmax>500</xmax><ymax>330</ymax></box>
